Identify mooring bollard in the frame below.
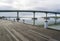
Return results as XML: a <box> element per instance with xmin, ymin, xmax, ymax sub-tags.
<box><xmin>44</xmin><ymin>21</ymin><xmax>48</xmax><ymax>28</ymax></box>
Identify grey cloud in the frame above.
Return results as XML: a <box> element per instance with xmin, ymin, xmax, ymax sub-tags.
<box><xmin>0</xmin><ymin>0</ymin><xmax>13</xmax><ymax>3</ymax></box>
<box><xmin>0</xmin><ymin>6</ymin><xmax>17</xmax><ymax>16</ymax></box>
<box><xmin>0</xmin><ymin>6</ymin><xmax>16</xmax><ymax>10</ymax></box>
<box><xmin>5</xmin><ymin>0</ymin><xmax>13</xmax><ymax>3</ymax></box>
<box><xmin>0</xmin><ymin>0</ymin><xmax>60</xmax><ymax>17</ymax></box>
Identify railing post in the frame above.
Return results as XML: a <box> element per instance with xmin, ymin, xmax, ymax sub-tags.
<box><xmin>14</xmin><ymin>19</ymin><xmax>15</xmax><ymax>22</ymax></box>
<box><xmin>17</xmin><ymin>12</ymin><xmax>20</xmax><ymax>22</ymax></box>
<box><xmin>44</xmin><ymin>13</ymin><xmax>48</xmax><ymax>28</ymax></box>
<box><xmin>33</xmin><ymin>12</ymin><xmax>35</xmax><ymax>25</ymax></box>
<box><xmin>6</xmin><ymin>18</ymin><xmax>7</xmax><ymax>20</ymax></box>
<box><xmin>23</xmin><ymin>19</ymin><xmax>25</xmax><ymax>23</ymax></box>
<box><xmin>9</xmin><ymin>17</ymin><xmax>10</xmax><ymax>21</ymax></box>
<box><xmin>55</xmin><ymin>13</ymin><xmax>57</xmax><ymax>24</ymax></box>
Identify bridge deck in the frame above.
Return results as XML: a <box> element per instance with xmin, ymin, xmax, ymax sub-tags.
<box><xmin>0</xmin><ymin>20</ymin><xmax>60</xmax><ymax>41</ymax></box>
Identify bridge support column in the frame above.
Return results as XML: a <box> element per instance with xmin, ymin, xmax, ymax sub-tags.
<box><xmin>33</xmin><ymin>12</ymin><xmax>35</xmax><ymax>25</ymax></box>
<box><xmin>44</xmin><ymin>13</ymin><xmax>48</xmax><ymax>28</ymax></box>
<box><xmin>16</xmin><ymin>12</ymin><xmax>20</xmax><ymax>22</ymax></box>
<box><xmin>55</xmin><ymin>13</ymin><xmax>57</xmax><ymax>24</ymax></box>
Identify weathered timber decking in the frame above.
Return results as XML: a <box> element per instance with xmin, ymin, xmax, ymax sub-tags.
<box><xmin>0</xmin><ymin>20</ymin><xmax>60</xmax><ymax>41</ymax></box>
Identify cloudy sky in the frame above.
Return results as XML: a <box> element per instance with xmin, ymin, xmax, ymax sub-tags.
<box><xmin>0</xmin><ymin>0</ymin><xmax>60</xmax><ymax>17</ymax></box>
<box><xmin>0</xmin><ymin>0</ymin><xmax>60</xmax><ymax>11</ymax></box>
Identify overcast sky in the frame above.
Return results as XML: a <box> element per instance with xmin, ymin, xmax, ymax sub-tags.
<box><xmin>0</xmin><ymin>0</ymin><xmax>60</xmax><ymax>17</ymax></box>
<box><xmin>0</xmin><ymin>0</ymin><xmax>60</xmax><ymax>10</ymax></box>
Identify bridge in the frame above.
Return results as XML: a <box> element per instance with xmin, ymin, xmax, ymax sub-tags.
<box><xmin>0</xmin><ymin>10</ymin><xmax>60</xmax><ymax>41</ymax></box>
<box><xmin>0</xmin><ymin>10</ymin><xmax>60</xmax><ymax>25</ymax></box>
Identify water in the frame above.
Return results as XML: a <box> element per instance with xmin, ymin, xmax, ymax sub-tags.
<box><xmin>49</xmin><ymin>25</ymin><xmax>60</xmax><ymax>30</ymax></box>
<box><xmin>6</xmin><ymin>16</ymin><xmax>60</xmax><ymax>30</ymax></box>
<box><xmin>19</xmin><ymin>18</ymin><xmax>44</xmax><ymax>25</ymax></box>
<box><xmin>20</xmin><ymin>18</ymin><xmax>60</xmax><ymax>25</ymax></box>
<box><xmin>19</xmin><ymin>18</ymin><xmax>60</xmax><ymax>30</ymax></box>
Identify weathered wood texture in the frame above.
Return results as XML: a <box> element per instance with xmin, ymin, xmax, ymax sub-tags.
<box><xmin>0</xmin><ymin>20</ymin><xmax>60</xmax><ymax>41</ymax></box>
